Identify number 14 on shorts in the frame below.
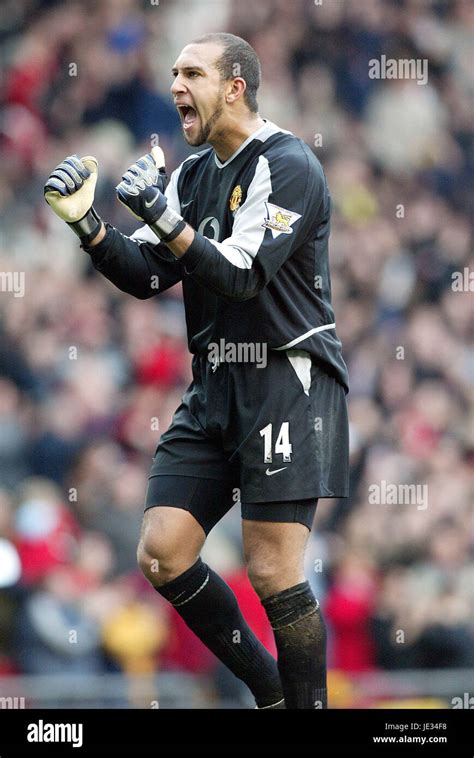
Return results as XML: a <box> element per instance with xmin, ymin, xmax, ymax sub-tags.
<box><xmin>259</xmin><ymin>422</ymin><xmax>292</xmax><ymax>463</ymax></box>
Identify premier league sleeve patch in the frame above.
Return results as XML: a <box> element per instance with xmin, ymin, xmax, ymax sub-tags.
<box><xmin>262</xmin><ymin>202</ymin><xmax>302</xmax><ymax>238</ymax></box>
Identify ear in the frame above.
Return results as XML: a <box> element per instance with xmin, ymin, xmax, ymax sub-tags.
<box><xmin>225</xmin><ymin>77</ymin><xmax>247</xmax><ymax>105</ymax></box>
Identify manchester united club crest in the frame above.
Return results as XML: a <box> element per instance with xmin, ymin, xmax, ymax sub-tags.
<box><xmin>229</xmin><ymin>185</ymin><xmax>242</xmax><ymax>212</ymax></box>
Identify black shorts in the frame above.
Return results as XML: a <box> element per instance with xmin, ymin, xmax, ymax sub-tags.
<box><xmin>145</xmin><ymin>349</ymin><xmax>349</xmax><ymax>534</ymax></box>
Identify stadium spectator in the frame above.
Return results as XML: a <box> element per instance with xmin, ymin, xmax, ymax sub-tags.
<box><xmin>0</xmin><ymin>0</ymin><xmax>472</xmax><ymax>706</ymax></box>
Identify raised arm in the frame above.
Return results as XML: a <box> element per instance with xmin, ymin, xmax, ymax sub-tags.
<box><xmin>169</xmin><ymin>150</ymin><xmax>324</xmax><ymax>301</ymax></box>
<box><xmin>44</xmin><ymin>150</ymin><xmax>183</xmax><ymax>299</ymax></box>
<box><xmin>116</xmin><ymin>146</ymin><xmax>328</xmax><ymax>302</ymax></box>
<box><xmin>82</xmin><ymin>224</ymin><xmax>182</xmax><ymax>299</ymax></box>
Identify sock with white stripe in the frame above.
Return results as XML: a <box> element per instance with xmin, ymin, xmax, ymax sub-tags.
<box><xmin>156</xmin><ymin>558</ymin><xmax>283</xmax><ymax>708</ymax></box>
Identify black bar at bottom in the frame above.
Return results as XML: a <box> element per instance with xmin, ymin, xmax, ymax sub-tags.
<box><xmin>0</xmin><ymin>708</ymin><xmax>471</xmax><ymax>755</ymax></box>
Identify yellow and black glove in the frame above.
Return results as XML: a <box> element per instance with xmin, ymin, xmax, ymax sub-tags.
<box><xmin>44</xmin><ymin>154</ymin><xmax>102</xmax><ymax>244</ymax></box>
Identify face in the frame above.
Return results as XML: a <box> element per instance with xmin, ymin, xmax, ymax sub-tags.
<box><xmin>171</xmin><ymin>43</ymin><xmax>227</xmax><ymax>146</ymax></box>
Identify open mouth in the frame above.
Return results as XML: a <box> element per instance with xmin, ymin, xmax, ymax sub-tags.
<box><xmin>178</xmin><ymin>105</ymin><xmax>198</xmax><ymax>130</ymax></box>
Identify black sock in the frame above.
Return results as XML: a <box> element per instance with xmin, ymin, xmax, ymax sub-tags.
<box><xmin>262</xmin><ymin>581</ymin><xmax>327</xmax><ymax>709</ymax></box>
<box><xmin>156</xmin><ymin>558</ymin><xmax>283</xmax><ymax>707</ymax></box>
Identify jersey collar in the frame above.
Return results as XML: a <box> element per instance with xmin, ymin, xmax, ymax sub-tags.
<box><xmin>213</xmin><ymin>119</ymin><xmax>278</xmax><ymax>169</ymax></box>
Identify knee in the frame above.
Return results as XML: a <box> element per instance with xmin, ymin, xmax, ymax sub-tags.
<box><xmin>246</xmin><ymin>557</ymin><xmax>289</xmax><ymax>600</ymax></box>
<box><xmin>137</xmin><ymin>508</ymin><xmax>205</xmax><ymax>587</ymax></box>
<box><xmin>137</xmin><ymin>531</ymin><xmax>191</xmax><ymax>587</ymax></box>
<box><xmin>137</xmin><ymin>535</ymin><xmax>169</xmax><ymax>586</ymax></box>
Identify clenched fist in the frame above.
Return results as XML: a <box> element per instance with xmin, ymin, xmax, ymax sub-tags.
<box><xmin>44</xmin><ymin>154</ymin><xmax>102</xmax><ymax>243</ymax></box>
<box><xmin>116</xmin><ymin>146</ymin><xmax>185</xmax><ymax>242</ymax></box>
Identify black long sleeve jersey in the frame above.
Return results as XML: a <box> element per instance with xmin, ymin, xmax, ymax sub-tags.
<box><xmin>86</xmin><ymin>120</ymin><xmax>349</xmax><ymax>390</ymax></box>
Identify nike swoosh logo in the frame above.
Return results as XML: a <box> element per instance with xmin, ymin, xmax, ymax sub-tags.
<box><xmin>265</xmin><ymin>467</ymin><xmax>287</xmax><ymax>476</ymax></box>
<box><xmin>180</xmin><ymin>199</ymin><xmax>194</xmax><ymax>208</ymax></box>
<box><xmin>144</xmin><ymin>197</ymin><xmax>157</xmax><ymax>209</ymax></box>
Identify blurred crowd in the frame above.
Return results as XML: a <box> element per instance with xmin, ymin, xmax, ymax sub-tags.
<box><xmin>0</xmin><ymin>0</ymin><xmax>472</xmax><ymax>707</ymax></box>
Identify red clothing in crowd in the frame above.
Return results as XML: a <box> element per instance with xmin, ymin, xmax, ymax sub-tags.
<box><xmin>325</xmin><ymin>576</ymin><xmax>377</xmax><ymax>672</ymax></box>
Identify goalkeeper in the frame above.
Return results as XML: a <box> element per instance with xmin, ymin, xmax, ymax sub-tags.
<box><xmin>45</xmin><ymin>32</ymin><xmax>349</xmax><ymax>710</ymax></box>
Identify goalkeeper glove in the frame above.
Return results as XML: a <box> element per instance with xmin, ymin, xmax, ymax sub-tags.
<box><xmin>116</xmin><ymin>146</ymin><xmax>186</xmax><ymax>242</ymax></box>
<box><xmin>44</xmin><ymin>155</ymin><xmax>102</xmax><ymax>244</ymax></box>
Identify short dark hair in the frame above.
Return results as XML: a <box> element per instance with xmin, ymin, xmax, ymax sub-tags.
<box><xmin>191</xmin><ymin>32</ymin><xmax>261</xmax><ymax>113</ymax></box>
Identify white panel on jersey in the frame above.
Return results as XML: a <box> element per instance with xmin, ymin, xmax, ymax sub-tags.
<box><xmin>206</xmin><ymin>155</ymin><xmax>272</xmax><ymax>269</ymax></box>
<box><xmin>257</xmin><ymin>119</ymin><xmax>293</xmax><ymax>141</ymax></box>
<box><xmin>206</xmin><ymin>241</ymin><xmax>254</xmax><ymax>269</ymax></box>
<box><xmin>129</xmin><ymin>224</ymin><xmax>161</xmax><ymax>245</ymax></box>
<box><xmin>286</xmin><ymin>349</ymin><xmax>312</xmax><ymax>396</ymax></box>
<box><xmin>214</xmin><ymin>120</ymin><xmax>292</xmax><ymax>169</ymax></box>
<box><xmin>275</xmin><ymin>323</ymin><xmax>336</xmax><ymax>350</ymax></box>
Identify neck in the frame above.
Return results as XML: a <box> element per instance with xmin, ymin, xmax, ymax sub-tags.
<box><xmin>211</xmin><ymin>113</ymin><xmax>265</xmax><ymax>162</ymax></box>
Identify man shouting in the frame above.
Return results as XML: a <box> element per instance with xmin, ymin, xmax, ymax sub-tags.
<box><xmin>44</xmin><ymin>32</ymin><xmax>349</xmax><ymax>710</ymax></box>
